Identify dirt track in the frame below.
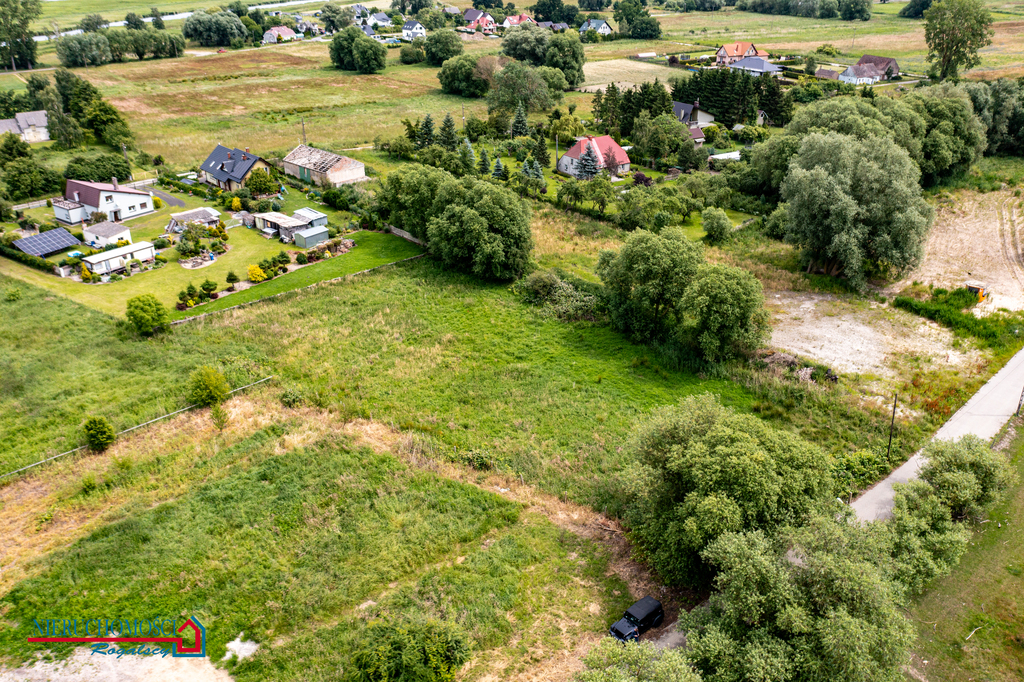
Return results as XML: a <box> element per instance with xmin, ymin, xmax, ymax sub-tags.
<box><xmin>890</xmin><ymin>191</ymin><xmax>1024</xmax><ymax>311</ymax></box>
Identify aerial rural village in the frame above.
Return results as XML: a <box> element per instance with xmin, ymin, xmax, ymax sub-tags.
<box><xmin>0</xmin><ymin>0</ymin><xmax>1021</xmax><ymax>679</ymax></box>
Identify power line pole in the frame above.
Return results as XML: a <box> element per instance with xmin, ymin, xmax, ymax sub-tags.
<box><xmin>886</xmin><ymin>393</ymin><xmax>898</xmax><ymax>461</ymax></box>
<box><xmin>301</xmin><ymin>117</ymin><xmax>307</xmax><ymax>145</ymax></box>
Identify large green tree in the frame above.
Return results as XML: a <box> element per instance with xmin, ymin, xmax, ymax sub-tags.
<box><xmin>0</xmin><ymin>0</ymin><xmax>41</xmax><ymax>70</ymax></box>
<box><xmin>487</xmin><ymin>61</ymin><xmax>553</xmax><ymax>114</ymax></box>
<box><xmin>437</xmin><ymin>54</ymin><xmax>488</xmax><ymax>97</ymax></box>
<box><xmin>500</xmin><ymin>22</ymin><xmax>550</xmax><ymax>65</ymax></box>
<box><xmin>924</xmin><ymin>0</ymin><xmax>993</xmax><ymax>80</ymax></box>
<box><xmin>544</xmin><ymin>32</ymin><xmax>586</xmax><ymax>88</ymax></box>
<box><xmin>620</xmin><ymin>394</ymin><xmax>834</xmax><ymax>585</ymax></box>
<box><xmin>352</xmin><ymin>35</ymin><xmax>387</xmax><ymax>73</ymax></box>
<box><xmin>181</xmin><ymin>10</ymin><xmax>248</xmax><ymax>46</ymax></box>
<box><xmin>781</xmin><ymin>132</ymin><xmax>934</xmax><ymax>289</ymax></box>
<box><xmin>596</xmin><ymin>227</ymin><xmax>704</xmax><ymax>341</ymax></box>
<box><xmin>680</xmin><ymin>263</ymin><xmax>771</xmax><ymax>361</ymax></box>
<box><xmin>424</xmin><ymin>28</ymin><xmax>462</xmax><ymax>66</ymax></box>
<box><xmin>321</xmin><ymin>3</ymin><xmax>354</xmax><ymax>32</ymax></box>
<box><xmin>328</xmin><ymin>25</ymin><xmax>363</xmax><ymax>70</ymax></box>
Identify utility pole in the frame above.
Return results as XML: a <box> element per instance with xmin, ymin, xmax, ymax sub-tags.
<box><xmin>852</xmin><ymin>27</ymin><xmax>857</xmax><ymax>49</ymax></box>
<box><xmin>462</xmin><ymin>103</ymin><xmax>465</xmax><ymax>132</ymax></box>
<box><xmin>301</xmin><ymin>117</ymin><xmax>307</xmax><ymax>145</ymax></box>
<box><xmin>1016</xmin><ymin>384</ymin><xmax>1024</xmax><ymax>416</ymax></box>
<box><xmin>121</xmin><ymin>143</ymin><xmax>133</xmax><ymax>180</ymax></box>
<box><xmin>886</xmin><ymin>393</ymin><xmax>898</xmax><ymax>461</ymax></box>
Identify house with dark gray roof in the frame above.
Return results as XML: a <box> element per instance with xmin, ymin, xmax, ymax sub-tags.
<box><xmin>672</xmin><ymin>100</ymin><xmax>715</xmax><ymax>127</ymax></box>
<box><xmin>0</xmin><ymin>110</ymin><xmax>48</xmax><ymax>143</ymax></box>
<box><xmin>579</xmin><ymin>19</ymin><xmax>612</xmax><ymax>35</ymax></box>
<box><xmin>856</xmin><ymin>54</ymin><xmax>899</xmax><ymax>79</ymax></box>
<box><xmin>167</xmin><ymin>207</ymin><xmax>222</xmax><ymax>233</ymax></box>
<box><xmin>403</xmin><ymin>20</ymin><xmax>426</xmax><ymax>39</ymax></box>
<box><xmin>727</xmin><ymin>56</ymin><xmax>782</xmax><ymax>76</ymax></box>
<box><xmin>199</xmin><ymin>145</ymin><xmax>271</xmax><ymax>192</ymax></box>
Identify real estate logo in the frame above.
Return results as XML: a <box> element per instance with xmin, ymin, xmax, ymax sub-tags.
<box><xmin>28</xmin><ymin>616</ymin><xmax>206</xmax><ymax>658</ymax></box>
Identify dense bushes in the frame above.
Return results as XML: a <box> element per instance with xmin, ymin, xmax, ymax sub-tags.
<box><xmin>64</xmin><ymin>154</ymin><xmax>131</xmax><ymax>182</ymax></box>
<box><xmin>0</xmin><ymin>244</ymin><xmax>55</xmax><ymax>273</ymax></box>
<box><xmin>187</xmin><ymin>366</ymin><xmax>230</xmax><ymax>407</ymax></box>
<box><xmin>330</xmin><ymin>25</ymin><xmax>388</xmax><ymax>74</ymax></box>
<box><xmin>894</xmin><ymin>287</ymin><xmax>1024</xmax><ymax>348</ymax></box>
<box><xmin>182</xmin><ymin>10</ymin><xmax>249</xmax><ymax>46</ymax></box>
<box><xmin>56</xmin><ymin>29</ymin><xmax>184</xmax><ymax>67</ymax></box>
<box><xmin>351</xmin><ymin>620</ymin><xmax>469</xmax><ymax>682</ymax></box>
<box><xmin>126</xmin><ymin>294</ymin><xmax>169</xmax><ymax>335</ymax></box>
<box><xmin>377</xmin><ymin>164</ymin><xmax>533</xmax><ymax>280</ymax></box>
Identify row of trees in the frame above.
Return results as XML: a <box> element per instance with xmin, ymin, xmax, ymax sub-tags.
<box><xmin>669</xmin><ymin>69</ymin><xmax>794</xmax><ymax>128</ymax></box>
<box><xmin>0</xmin><ymin>0</ymin><xmax>42</xmax><ymax>70</ymax></box>
<box><xmin>500</xmin><ymin>23</ymin><xmax>587</xmax><ymax>88</ymax></box>
<box><xmin>590</xmin><ymin>80</ymin><xmax>672</xmax><ymax>138</ymax></box>
<box><xmin>56</xmin><ymin>29</ymin><xmax>184</xmax><ymax>67</ymax></box>
<box><xmin>181</xmin><ymin>10</ymin><xmax>249</xmax><ymax>47</ymax></box>
<box><xmin>735</xmin><ymin>0</ymin><xmax>872</xmax><ymax>20</ymax></box>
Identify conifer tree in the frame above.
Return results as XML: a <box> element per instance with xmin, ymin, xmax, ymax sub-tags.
<box><xmin>462</xmin><ymin>137</ymin><xmax>475</xmax><ymax>166</ymax></box>
<box><xmin>478</xmin><ymin>147</ymin><xmax>490</xmax><ymax>175</ymax></box>
<box><xmin>417</xmin><ymin>113</ymin><xmax>435</xmax><ymax>149</ymax></box>
<box><xmin>511</xmin><ymin>102</ymin><xmax>529</xmax><ymax>138</ymax></box>
<box><xmin>438</xmin><ymin>113</ymin><xmax>459</xmax><ymax>151</ymax></box>
<box><xmin>591</xmin><ymin>89</ymin><xmax>605</xmax><ymax>123</ymax></box>
<box><xmin>492</xmin><ymin>157</ymin><xmax>504</xmax><ymax>179</ymax></box>
<box><xmin>578</xmin><ymin>142</ymin><xmax>599</xmax><ymax>179</ymax></box>
<box><xmin>604</xmin><ymin>82</ymin><xmax>621</xmax><ymax>131</ymax></box>
<box><xmin>531</xmin><ymin>159</ymin><xmax>543</xmax><ymax>179</ymax></box>
<box><xmin>499</xmin><ymin>159</ymin><xmax>510</xmax><ymax>181</ymax></box>
<box><xmin>533</xmin><ymin>137</ymin><xmax>551</xmax><ymax>169</ymax></box>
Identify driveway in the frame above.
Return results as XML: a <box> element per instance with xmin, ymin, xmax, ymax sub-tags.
<box><xmin>852</xmin><ymin>345</ymin><xmax>1024</xmax><ymax>521</ymax></box>
<box><xmin>150</xmin><ymin>188</ymin><xmax>185</xmax><ymax>208</ymax></box>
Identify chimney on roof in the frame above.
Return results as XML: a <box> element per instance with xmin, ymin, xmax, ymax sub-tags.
<box><xmin>245</xmin><ymin>147</ymin><xmax>249</xmax><ymax>153</ymax></box>
<box><xmin>112</xmin><ymin>177</ymin><xmax>118</xmax><ymax>190</ymax></box>
<box><xmin>227</xmin><ymin>151</ymin><xmax>232</xmax><ymax>159</ymax></box>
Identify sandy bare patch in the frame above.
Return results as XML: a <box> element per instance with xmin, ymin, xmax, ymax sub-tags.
<box><xmin>888</xmin><ymin>191</ymin><xmax>1024</xmax><ymax>312</ymax></box>
<box><xmin>768</xmin><ymin>292</ymin><xmax>979</xmax><ymax>378</ymax></box>
<box><xmin>0</xmin><ymin>648</ymin><xmax>232</xmax><ymax>682</ymax></box>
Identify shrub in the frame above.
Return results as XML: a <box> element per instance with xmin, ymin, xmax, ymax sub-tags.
<box><xmin>280</xmin><ymin>389</ymin><xmax>304</xmax><ymax>408</ymax></box>
<box><xmin>210</xmin><ymin>403</ymin><xmax>228</xmax><ymax>431</ymax></box>
<box><xmin>186</xmin><ymin>366</ymin><xmax>230</xmax><ymax>407</ymax></box>
<box><xmin>153</xmin><ymin>237</ymin><xmax>170</xmax><ymax>249</ymax></box>
<box><xmin>125</xmin><ymin>294</ymin><xmax>169</xmax><ymax>335</ymax></box>
<box><xmin>247</xmin><ymin>264</ymin><xmax>266</xmax><ymax>283</ymax></box>
<box><xmin>295</xmin><ymin>253</ymin><xmax>308</xmax><ymax>265</ymax></box>
<box><xmin>701</xmin><ymin>206</ymin><xmax>731</xmax><ymax>243</ymax></box>
<box><xmin>226</xmin><ymin>270</ymin><xmax>239</xmax><ymax>286</ymax></box>
<box><xmin>351</xmin><ymin>620</ymin><xmax>469</xmax><ymax>682</ymax></box>
<box><xmin>919</xmin><ymin>435</ymin><xmax>1017</xmax><ymax>520</ymax></box>
<box><xmin>681</xmin><ymin>263</ymin><xmax>770</xmax><ymax>362</ymax></box>
<box><xmin>763</xmin><ymin>204</ymin><xmax>787</xmax><ymax>239</ymax></box>
<box><xmin>4</xmin><ymin>286</ymin><xmax>21</xmax><ymax>302</ymax></box>
<box><xmin>83</xmin><ymin>415</ymin><xmax>116</xmax><ymax>451</ymax></box>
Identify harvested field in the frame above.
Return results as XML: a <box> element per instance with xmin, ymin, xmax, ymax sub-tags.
<box><xmin>889</xmin><ymin>191</ymin><xmax>1024</xmax><ymax>312</ymax></box>
<box><xmin>581</xmin><ymin>59</ymin><xmax>680</xmax><ymax>89</ymax></box>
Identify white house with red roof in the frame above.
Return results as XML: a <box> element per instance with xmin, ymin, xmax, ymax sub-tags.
<box><xmin>52</xmin><ymin>179</ymin><xmax>155</xmax><ymax>225</ymax></box>
<box><xmin>501</xmin><ymin>14</ymin><xmax>535</xmax><ymax>28</ymax></box>
<box><xmin>463</xmin><ymin>8</ymin><xmax>496</xmax><ymax>29</ymax></box>
<box><xmin>715</xmin><ymin>42</ymin><xmax>767</xmax><ymax>66</ymax></box>
<box><xmin>557</xmin><ymin>135</ymin><xmax>630</xmax><ymax>179</ymax></box>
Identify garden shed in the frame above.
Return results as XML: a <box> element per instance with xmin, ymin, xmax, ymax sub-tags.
<box><xmin>82</xmin><ymin>241</ymin><xmax>156</xmax><ymax>275</ymax></box>
<box><xmin>294</xmin><ymin>225</ymin><xmax>329</xmax><ymax>249</ymax></box>
<box><xmin>293</xmin><ymin>207</ymin><xmax>328</xmax><ymax>228</ymax></box>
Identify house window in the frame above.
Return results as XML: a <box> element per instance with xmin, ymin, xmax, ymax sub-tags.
<box><xmin>105</xmin><ymin>195</ymin><xmax>113</xmax><ymax>203</ymax></box>
<box><xmin>140</xmin><ymin>202</ymin><xmax>147</xmax><ymax>210</ymax></box>
<box><xmin>129</xmin><ymin>205</ymin><xmax>136</xmax><ymax>212</ymax></box>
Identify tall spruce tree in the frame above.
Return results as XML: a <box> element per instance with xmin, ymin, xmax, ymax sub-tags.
<box><xmin>492</xmin><ymin>157</ymin><xmax>504</xmax><ymax>179</ymax></box>
<box><xmin>460</xmin><ymin>137</ymin><xmax>475</xmax><ymax>172</ymax></box>
<box><xmin>478</xmin><ymin>147</ymin><xmax>490</xmax><ymax>175</ymax></box>
<box><xmin>604</xmin><ymin>82</ymin><xmax>621</xmax><ymax>132</ymax></box>
<box><xmin>531</xmin><ymin>158</ymin><xmax>543</xmax><ymax>179</ymax></box>
<box><xmin>438</xmin><ymin>113</ymin><xmax>459</xmax><ymax>151</ymax></box>
<box><xmin>533</xmin><ymin>137</ymin><xmax>551</xmax><ymax>168</ymax></box>
<box><xmin>417</xmin><ymin>113</ymin><xmax>435</xmax><ymax>149</ymax></box>
<box><xmin>511</xmin><ymin>102</ymin><xmax>530</xmax><ymax>138</ymax></box>
<box><xmin>578</xmin><ymin>142</ymin><xmax>599</xmax><ymax>179</ymax></box>
<box><xmin>500</xmin><ymin>159</ymin><xmax>510</xmax><ymax>181</ymax></box>
<box><xmin>591</xmin><ymin>89</ymin><xmax>605</xmax><ymax>123</ymax></box>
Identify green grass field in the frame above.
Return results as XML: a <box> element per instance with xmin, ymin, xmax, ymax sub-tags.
<box><xmin>907</xmin><ymin>418</ymin><xmax>1024</xmax><ymax>682</ymax></box>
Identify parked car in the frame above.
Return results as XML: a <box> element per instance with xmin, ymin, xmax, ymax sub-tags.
<box><xmin>609</xmin><ymin>596</ymin><xmax>664</xmax><ymax>642</ymax></box>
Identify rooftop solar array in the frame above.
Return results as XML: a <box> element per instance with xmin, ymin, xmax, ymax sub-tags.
<box><xmin>13</xmin><ymin>227</ymin><xmax>81</xmax><ymax>257</ymax></box>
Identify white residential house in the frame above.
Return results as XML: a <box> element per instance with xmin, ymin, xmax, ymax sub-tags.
<box><xmin>557</xmin><ymin>135</ymin><xmax>630</xmax><ymax>178</ymax></box>
<box><xmin>367</xmin><ymin>12</ymin><xmax>392</xmax><ymax>27</ymax></box>
<box><xmin>82</xmin><ymin>221</ymin><xmax>132</xmax><ymax>248</ymax></box>
<box><xmin>0</xmin><ymin>110</ymin><xmax>48</xmax><ymax>143</ymax></box>
<box><xmin>53</xmin><ymin>179</ymin><xmax>154</xmax><ymax>225</ymax></box>
<box><xmin>82</xmin><ymin>241</ymin><xmax>156</xmax><ymax>275</ymax></box>
<box><xmin>578</xmin><ymin>19</ymin><xmax>612</xmax><ymax>35</ymax></box>
<box><xmin>402</xmin><ymin>20</ymin><xmax>426</xmax><ymax>40</ymax></box>
<box><xmin>501</xmin><ymin>14</ymin><xmax>535</xmax><ymax>28</ymax></box>
<box><xmin>839</xmin><ymin>64</ymin><xmax>883</xmax><ymax>85</ymax></box>
<box><xmin>263</xmin><ymin>26</ymin><xmax>298</xmax><ymax>43</ymax></box>
<box><xmin>672</xmin><ymin>101</ymin><xmax>716</xmax><ymax>128</ymax></box>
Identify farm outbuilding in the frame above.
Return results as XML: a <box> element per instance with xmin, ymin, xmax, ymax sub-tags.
<box><xmin>282</xmin><ymin>145</ymin><xmax>366</xmax><ymax>187</ymax></box>
<box><xmin>293</xmin><ymin>207</ymin><xmax>329</xmax><ymax>228</ymax></box>
<box><xmin>294</xmin><ymin>225</ymin><xmax>329</xmax><ymax>249</ymax></box>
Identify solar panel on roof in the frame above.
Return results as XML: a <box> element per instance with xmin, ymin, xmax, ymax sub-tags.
<box><xmin>13</xmin><ymin>227</ymin><xmax>81</xmax><ymax>258</ymax></box>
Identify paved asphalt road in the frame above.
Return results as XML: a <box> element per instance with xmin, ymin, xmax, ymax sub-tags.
<box><xmin>852</xmin><ymin>346</ymin><xmax>1024</xmax><ymax>521</ymax></box>
<box><xmin>150</xmin><ymin>188</ymin><xmax>185</xmax><ymax>208</ymax></box>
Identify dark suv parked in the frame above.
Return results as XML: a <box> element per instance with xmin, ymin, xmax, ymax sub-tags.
<box><xmin>609</xmin><ymin>596</ymin><xmax>664</xmax><ymax>642</ymax></box>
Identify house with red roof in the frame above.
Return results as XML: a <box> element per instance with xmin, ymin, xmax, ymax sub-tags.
<box><xmin>463</xmin><ymin>8</ymin><xmax>496</xmax><ymax>29</ymax></box>
<box><xmin>263</xmin><ymin>26</ymin><xmax>299</xmax><ymax>43</ymax></box>
<box><xmin>715</xmin><ymin>42</ymin><xmax>768</xmax><ymax>66</ymax></box>
<box><xmin>557</xmin><ymin>135</ymin><xmax>630</xmax><ymax>178</ymax></box>
<box><xmin>501</xmin><ymin>14</ymin><xmax>535</xmax><ymax>28</ymax></box>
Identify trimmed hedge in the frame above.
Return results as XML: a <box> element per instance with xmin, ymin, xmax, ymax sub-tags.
<box><xmin>0</xmin><ymin>243</ymin><xmax>55</xmax><ymax>273</ymax></box>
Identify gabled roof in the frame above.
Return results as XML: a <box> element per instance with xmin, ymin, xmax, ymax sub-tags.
<box><xmin>815</xmin><ymin>68</ymin><xmax>840</xmax><ymax>80</ymax></box>
<box><xmin>403</xmin><ymin>20</ymin><xmax>423</xmax><ymax>30</ymax></box>
<box><xmin>719</xmin><ymin>41</ymin><xmax>756</xmax><ymax>57</ymax></box>
<box><xmin>361</xmin><ymin>24</ymin><xmax>376</xmax><ymax>36</ymax></box>
<box><xmin>688</xmin><ymin>126</ymin><xmax>705</xmax><ymax>141</ymax></box>
<box><xmin>296</xmin><ymin>225</ymin><xmax>329</xmax><ymax>239</ymax></box>
<box><xmin>84</xmin><ymin>221</ymin><xmax>130</xmax><ymax>239</ymax></box>
<box><xmin>673</xmin><ymin>101</ymin><xmax>694</xmax><ymax>122</ymax></box>
<box><xmin>65</xmin><ymin>179</ymin><xmax>149</xmax><ymax>208</ymax></box>
<box><xmin>294</xmin><ymin>207</ymin><xmax>328</xmax><ymax>222</ymax></box>
<box><xmin>371</xmin><ymin>12</ymin><xmax>390</xmax><ymax>21</ymax></box>
<box><xmin>201</xmin><ymin>145</ymin><xmax>262</xmax><ymax>184</ymax></box>
<box><xmin>0</xmin><ymin>110</ymin><xmax>47</xmax><ymax>136</ymax></box>
<box><xmin>504</xmin><ymin>14</ymin><xmax>534</xmax><ymax>25</ymax></box>
<box><xmin>728</xmin><ymin>56</ymin><xmax>781</xmax><ymax>73</ymax></box>
<box><xmin>579</xmin><ymin>19</ymin><xmax>608</xmax><ymax>31</ymax></box>
<box><xmin>563</xmin><ymin>135</ymin><xmax>630</xmax><ymax>167</ymax></box>
<box><xmin>443</xmin><ymin>5</ymin><xmax>461</xmax><ymax>13</ymax></box>
<box><xmin>284</xmin><ymin>144</ymin><xmax>362</xmax><ymax>173</ymax></box>
<box><xmin>267</xmin><ymin>25</ymin><xmax>297</xmax><ymax>38</ymax></box>
<box><xmin>352</xmin><ymin>4</ymin><xmax>368</xmax><ymax>16</ymax></box>
<box><xmin>463</xmin><ymin>8</ymin><xmax>492</xmax><ymax>22</ymax></box>
<box><xmin>857</xmin><ymin>54</ymin><xmax>898</xmax><ymax>73</ymax></box>
<box><xmin>551</xmin><ymin>22</ymin><xmax>569</xmax><ymax>30</ymax></box>
<box><xmin>842</xmin><ymin>63</ymin><xmax>883</xmax><ymax>79</ymax></box>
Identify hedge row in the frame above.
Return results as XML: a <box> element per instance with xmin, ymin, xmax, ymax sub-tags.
<box><xmin>0</xmin><ymin>243</ymin><xmax>55</xmax><ymax>273</ymax></box>
<box><xmin>893</xmin><ymin>290</ymin><xmax>1019</xmax><ymax>348</ymax></box>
